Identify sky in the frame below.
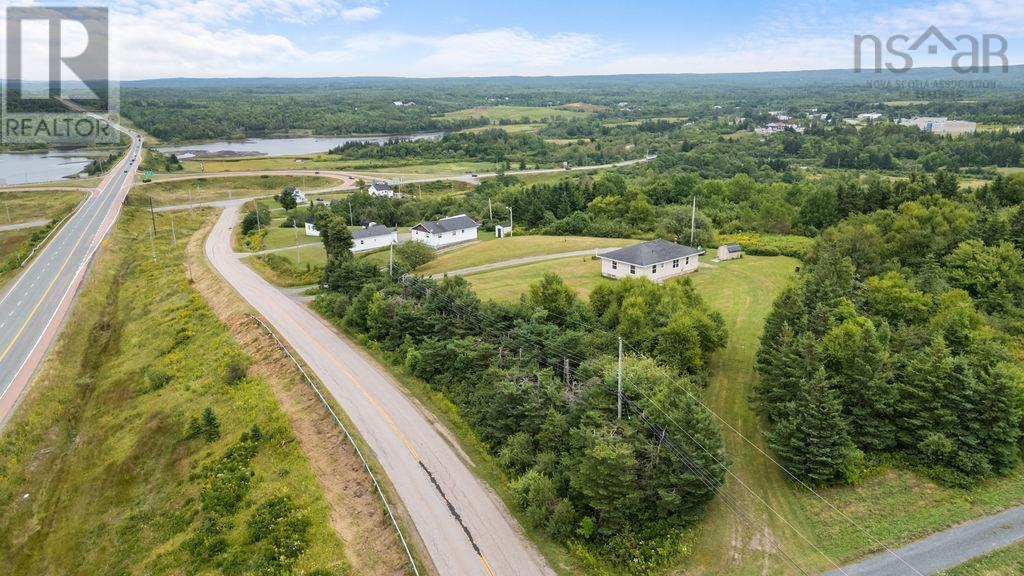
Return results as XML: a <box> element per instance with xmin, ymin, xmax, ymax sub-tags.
<box><xmin>5</xmin><ymin>0</ymin><xmax>1024</xmax><ymax>80</ymax></box>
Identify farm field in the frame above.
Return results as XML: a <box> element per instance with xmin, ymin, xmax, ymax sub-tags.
<box><xmin>418</xmin><ymin>234</ymin><xmax>636</xmax><ymax>276</ymax></box>
<box><xmin>442</xmin><ymin>105</ymin><xmax>590</xmax><ymax>123</ymax></box>
<box><xmin>133</xmin><ymin>175</ymin><xmax>336</xmax><ymax>206</ymax></box>
<box><xmin>0</xmin><ymin>189</ymin><xmax>84</xmax><ymax>224</ymax></box>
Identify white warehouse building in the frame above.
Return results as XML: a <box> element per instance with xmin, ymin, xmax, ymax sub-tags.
<box><xmin>411</xmin><ymin>214</ymin><xmax>479</xmax><ymax>249</ymax></box>
<box><xmin>599</xmin><ymin>239</ymin><xmax>703</xmax><ymax>282</ymax></box>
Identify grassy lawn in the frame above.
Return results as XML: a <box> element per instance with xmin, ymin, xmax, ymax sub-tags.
<box><xmin>271</xmin><ymin>243</ymin><xmax>327</xmax><ymax>268</ymax></box>
<box><xmin>939</xmin><ymin>540</ymin><xmax>1024</xmax><ymax>575</ymax></box>
<box><xmin>466</xmin><ymin>254</ymin><xmax>611</xmax><ymax>301</ymax></box>
<box><xmin>0</xmin><ymin>208</ymin><xmax>354</xmax><ymax>575</ymax></box>
<box><xmin>0</xmin><ymin>227</ymin><xmax>37</xmax><ymax>261</ymax></box>
<box><xmin>418</xmin><ymin>234</ymin><xmax>637</xmax><ymax>276</ymax></box>
<box><xmin>0</xmin><ymin>189</ymin><xmax>84</xmax><ymax>225</ymax></box>
<box><xmin>353</xmin><ymin>161</ymin><xmax>493</xmax><ymax>179</ymax></box>
<box><xmin>134</xmin><ymin>175</ymin><xmax>337</xmax><ymax>206</ymax></box>
<box><xmin>256</xmin><ymin>223</ymin><xmax>322</xmax><ymax>251</ymax></box>
<box><xmin>442</xmin><ymin>105</ymin><xmax>589</xmax><ymax>122</ymax></box>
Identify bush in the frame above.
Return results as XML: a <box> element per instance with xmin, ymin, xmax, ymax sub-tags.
<box><xmin>222</xmin><ymin>356</ymin><xmax>250</xmax><ymax>386</ymax></box>
<box><xmin>146</xmin><ymin>367</ymin><xmax>173</xmax><ymax>391</ymax></box>
<box><xmin>393</xmin><ymin>241</ymin><xmax>436</xmax><ymax>272</ymax></box>
<box><xmin>716</xmin><ymin>232</ymin><xmax>813</xmax><ymax>259</ymax></box>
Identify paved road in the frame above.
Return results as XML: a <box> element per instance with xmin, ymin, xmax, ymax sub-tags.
<box><xmin>824</xmin><ymin>505</ymin><xmax>1024</xmax><ymax>576</ymax></box>
<box><xmin>0</xmin><ymin>219</ymin><xmax>48</xmax><ymax>233</ymax></box>
<box><xmin>429</xmin><ymin>247</ymin><xmax>625</xmax><ymax>279</ymax></box>
<box><xmin>139</xmin><ymin>169</ymin><xmax>357</xmax><ymax>192</ymax></box>
<box><xmin>0</xmin><ymin>124</ymin><xmax>143</xmax><ymax>427</ymax></box>
<box><xmin>206</xmin><ymin>202</ymin><xmax>553</xmax><ymax>576</ymax></box>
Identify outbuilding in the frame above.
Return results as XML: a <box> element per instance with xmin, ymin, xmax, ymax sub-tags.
<box><xmin>411</xmin><ymin>214</ymin><xmax>479</xmax><ymax>249</ymax></box>
<box><xmin>717</xmin><ymin>244</ymin><xmax>743</xmax><ymax>260</ymax></box>
<box><xmin>599</xmin><ymin>239</ymin><xmax>702</xmax><ymax>281</ymax></box>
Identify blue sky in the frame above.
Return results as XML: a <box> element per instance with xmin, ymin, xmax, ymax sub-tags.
<box><xmin>11</xmin><ymin>0</ymin><xmax>1024</xmax><ymax>79</ymax></box>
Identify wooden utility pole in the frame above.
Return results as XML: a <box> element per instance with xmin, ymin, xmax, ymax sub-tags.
<box><xmin>617</xmin><ymin>337</ymin><xmax>623</xmax><ymax>420</ymax></box>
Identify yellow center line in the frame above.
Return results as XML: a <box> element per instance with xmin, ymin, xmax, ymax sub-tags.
<box><xmin>0</xmin><ymin>173</ymin><xmax>123</xmax><ymax>365</ymax></box>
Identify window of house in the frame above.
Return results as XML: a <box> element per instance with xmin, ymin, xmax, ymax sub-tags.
<box><xmin>612</xmin><ymin>261</ymin><xmax>618</xmax><ymax>270</ymax></box>
<box><xmin>673</xmin><ymin>259</ymin><xmax>679</xmax><ymax>268</ymax></box>
<box><xmin>359</xmin><ymin>240</ymin><xmax>364</xmax><ymax>245</ymax></box>
<box><xmin>686</xmin><ymin>257</ymin><xmax>690</xmax><ymax>265</ymax></box>
<box><xmin>630</xmin><ymin>265</ymin><xmax>636</xmax><ymax>275</ymax></box>
<box><xmin>652</xmin><ymin>264</ymin><xmax>657</xmax><ymax>273</ymax></box>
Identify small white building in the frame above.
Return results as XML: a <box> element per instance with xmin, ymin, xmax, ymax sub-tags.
<box><xmin>717</xmin><ymin>243</ymin><xmax>743</xmax><ymax>260</ymax></box>
<box><xmin>351</xmin><ymin>223</ymin><xmax>398</xmax><ymax>253</ymax></box>
<box><xmin>304</xmin><ymin>215</ymin><xmax>320</xmax><ymax>237</ymax></box>
<box><xmin>411</xmin><ymin>214</ymin><xmax>480</xmax><ymax>249</ymax></box>
<box><xmin>599</xmin><ymin>239</ymin><xmax>703</xmax><ymax>282</ymax></box>
<box><xmin>368</xmin><ymin>180</ymin><xmax>395</xmax><ymax>198</ymax></box>
<box><xmin>898</xmin><ymin>117</ymin><xmax>977</xmax><ymax>135</ymax></box>
<box><xmin>857</xmin><ymin>112</ymin><xmax>884</xmax><ymax>121</ymax></box>
<box><xmin>291</xmin><ymin>188</ymin><xmax>307</xmax><ymax>203</ymax></box>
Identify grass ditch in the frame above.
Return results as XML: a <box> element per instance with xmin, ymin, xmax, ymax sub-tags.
<box><xmin>0</xmin><ymin>207</ymin><xmax>378</xmax><ymax>575</ymax></box>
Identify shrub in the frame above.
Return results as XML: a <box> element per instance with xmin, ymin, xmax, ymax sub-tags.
<box><xmin>222</xmin><ymin>356</ymin><xmax>250</xmax><ymax>386</ymax></box>
<box><xmin>146</xmin><ymin>367</ymin><xmax>173</xmax><ymax>391</ymax></box>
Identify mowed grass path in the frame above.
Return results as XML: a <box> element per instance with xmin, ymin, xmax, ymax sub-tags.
<box><xmin>442</xmin><ymin>105</ymin><xmax>589</xmax><ymax>122</ymax></box>
<box><xmin>418</xmin><ymin>235</ymin><xmax>637</xmax><ymax>276</ymax></box>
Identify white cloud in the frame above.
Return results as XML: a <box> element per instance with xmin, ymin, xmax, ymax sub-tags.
<box><xmin>340</xmin><ymin>6</ymin><xmax>381</xmax><ymax>22</ymax></box>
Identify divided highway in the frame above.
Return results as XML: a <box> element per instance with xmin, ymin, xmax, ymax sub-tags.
<box><xmin>206</xmin><ymin>202</ymin><xmax>554</xmax><ymax>576</ymax></box>
<box><xmin>0</xmin><ymin>124</ymin><xmax>142</xmax><ymax>426</ymax></box>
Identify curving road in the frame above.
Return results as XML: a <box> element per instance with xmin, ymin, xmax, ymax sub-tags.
<box><xmin>0</xmin><ymin>123</ymin><xmax>142</xmax><ymax>427</ymax></box>
<box><xmin>205</xmin><ymin>202</ymin><xmax>554</xmax><ymax>576</ymax></box>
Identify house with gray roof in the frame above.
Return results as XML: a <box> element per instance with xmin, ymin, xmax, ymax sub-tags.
<box><xmin>368</xmin><ymin>180</ymin><xmax>395</xmax><ymax>198</ymax></box>
<box><xmin>411</xmin><ymin>214</ymin><xmax>479</xmax><ymax>249</ymax></box>
<box><xmin>598</xmin><ymin>239</ymin><xmax>703</xmax><ymax>281</ymax></box>
<box><xmin>351</xmin><ymin>223</ymin><xmax>398</xmax><ymax>252</ymax></box>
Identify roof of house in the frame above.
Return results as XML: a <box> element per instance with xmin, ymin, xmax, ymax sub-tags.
<box><xmin>724</xmin><ymin>243</ymin><xmax>742</xmax><ymax>253</ymax></box>
<box><xmin>413</xmin><ymin>214</ymin><xmax>480</xmax><ymax>234</ymax></box>
<box><xmin>369</xmin><ymin>180</ymin><xmax>393</xmax><ymax>191</ymax></box>
<box><xmin>600</xmin><ymin>239</ymin><xmax>702</xmax><ymax>266</ymax></box>
<box><xmin>352</xmin><ymin>223</ymin><xmax>396</xmax><ymax>239</ymax></box>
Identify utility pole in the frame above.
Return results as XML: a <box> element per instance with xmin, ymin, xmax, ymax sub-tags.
<box><xmin>690</xmin><ymin>195</ymin><xmax>697</xmax><ymax>245</ymax></box>
<box><xmin>617</xmin><ymin>337</ymin><xmax>623</xmax><ymax>420</ymax></box>
<box><xmin>388</xmin><ymin>242</ymin><xmax>394</xmax><ymax>276</ymax></box>
<box><xmin>488</xmin><ymin>198</ymin><xmax>493</xmax><ymax>221</ymax></box>
<box><xmin>564</xmin><ymin>358</ymin><xmax>570</xmax><ymax>387</ymax></box>
<box><xmin>348</xmin><ymin>202</ymin><xmax>354</xmax><ymax>226</ymax></box>
<box><xmin>254</xmin><ymin>200</ymin><xmax>262</xmax><ymax>234</ymax></box>
<box><xmin>170</xmin><ymin>212</ymin><xmax>177</xmax><ymax>247</ymax></box>
<box><xmin>148</xmin><ymin>197</ymin><xmax>158</xmax><ymax>260</ymax></box>
<box><xmin>507</xmin><ymin>206</ymin><xmax>513</xmax><ymax>237</ymax></box>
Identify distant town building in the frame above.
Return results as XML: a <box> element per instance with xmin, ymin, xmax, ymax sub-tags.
<box><xmin>717</xmin><ymin>244</ymin><xmax>743</xmax><ymax>260</ymax></box>
<box><xmin>351</xmin><ymin>223</ymin><xmax>398</xmax><ymax>252</ymax></box>
<box><xmin>755</xmin><ymin>123</ymin><xmax>805</xmax><ymax>135</ymax></box>
<box><xmin>368</xmin><ymin>180</ymin><xmax>395</xmax><ymax>197</ymax></box>
<box><xmin>898</xmin><ymin>117</ymin><xmax>977</xmax><ymax>135</ymax></box>
<box><xmin>857</xmin><ymin>112</ymin><xmax>884</xmax><ymax>121</ymax></box>
<box><xmin>599</xmin><ymin>239</ymin><xmax>703</xmax><ymax>282</ymax></box>
<box><xmin>411</xmin><ymin>214</ymin><xmax>480</xmax><ymax>249</ymax></box>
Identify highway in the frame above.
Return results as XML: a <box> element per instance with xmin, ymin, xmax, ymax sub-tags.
<box><xmin>0</xmin><ymin>122</ymin><xmax>142</xmax><ymax>427</ymax></box>
<box><xmin>205</xmin><ymin>202</ymin><xmax>554</xmax><ymax>576</ymax></box>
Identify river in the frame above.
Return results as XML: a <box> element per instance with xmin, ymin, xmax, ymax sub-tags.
<box><xmin>157</xmin><ymin>132</ymin><xmax>444</xmax><ymax>158</ymax></box>
<box><xmin>0</xmin><ymin>150</ymin><xmax>93</xmax><ymax>186</ymax></box>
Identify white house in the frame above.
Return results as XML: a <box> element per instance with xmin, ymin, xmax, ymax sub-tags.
<box><xmin>411</xmin><ymin>214</ymin><xmax>479</xmax><ymax>249</ymax></box>
<box><xmin>599</xmin><ymin>239</ymin><xmax>703</xmax><ymax>282</ymax></box>
<box><xmin>368</xmin><ymin>180</ymin><xmax>395</xmax><ymax>198</ymax></box>
<box><xmin>291</xmin><ymin>188</ymin><xmax>307</xmax><ymax>203</ymax></box>
<box><xmin>717</xmin><ymin>243</ymin><xmax>743</xmax><ymax>260</ymax></box>
<box><xmin>351</xmin><ymin>223</ymin><xmax>398</xmax><ymax>253</ymax></box>
<box><xmin>304</xmin><ymin>215</ymin><xmax>320</xmax><ymax>237</ymax></box>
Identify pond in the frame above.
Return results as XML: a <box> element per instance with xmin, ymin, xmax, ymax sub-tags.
<box><xmin>0</xmin><ymin>150</ymin><xmax>93</xmax><ymax>186</ymax></box>
<box><xmin>158</xmin><ymin>132</ymin><xmax>444</xmax><ymax>159</ymax></box>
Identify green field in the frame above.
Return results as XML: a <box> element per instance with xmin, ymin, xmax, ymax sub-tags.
<box><xmin>419</xmin><ymin>234</ymin><xmax>636</xmax><ymax>276</ymax></box>
<box><xmin>134</xmin><ymin>175</ymin><xmax>337</xmax><ymax>206</ymax></box>
<box><xmin>0</xmin><ymin>189</ymin><xmax>84</xmax><ymax>225</ymax></box>
<box><xmin>0</xmin><ymin>208</ymin><xmax>356</xmax><ymax>574</ymax></box>
<box><xmin>254</xmin><ymin>222</ymin><xmax>322</xmax><ymax>251</ymax></box>
<box><xmin>461</xmin><ymin>123</ymin><xmax>545</xmax><ymax>134</ymax></box>
<box><xmin>442</xmin><ymin>105</ymin><xmax>590</xmax><ymax>123</ymax></box>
